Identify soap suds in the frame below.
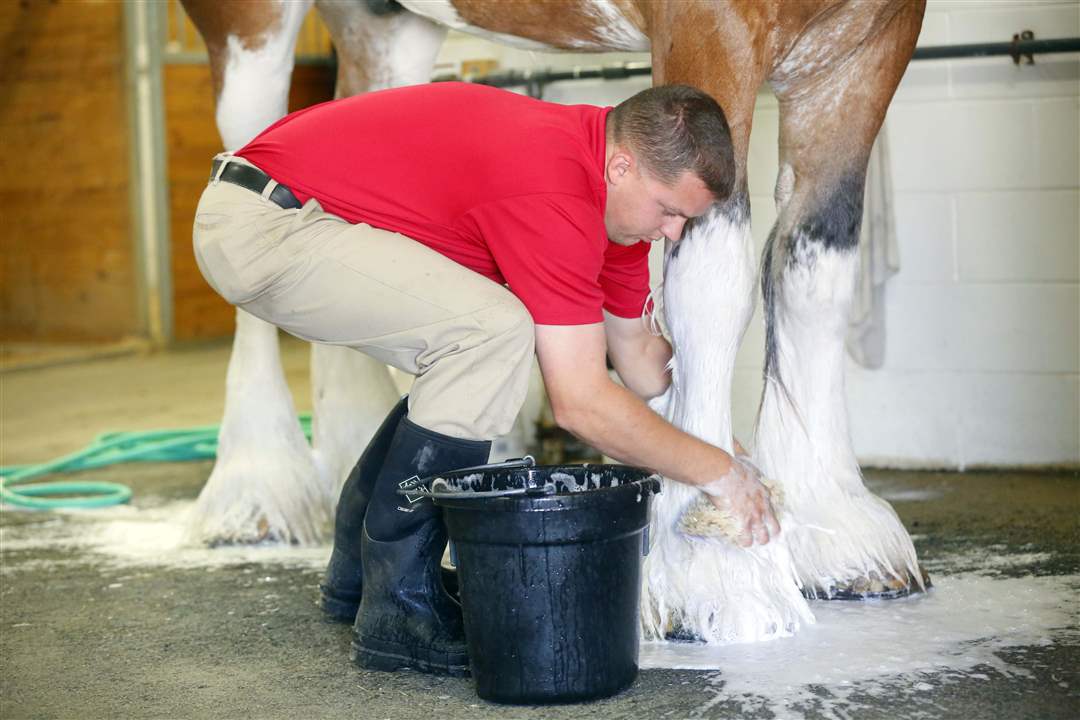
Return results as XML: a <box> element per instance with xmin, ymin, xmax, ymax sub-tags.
<box><xmin>641</xmin><ymin>559</ymin><xmax>1077</xmax><ymax>718</ymax></box>
<box><xmin>3</xmin><ymin>499</ymin><xmax>1075</xmax><ymax>720</ymax></box>
<box><xmin>1</xmin><ymin>501</ymin><xmax>329</xmax><ymax>572</ymax></box>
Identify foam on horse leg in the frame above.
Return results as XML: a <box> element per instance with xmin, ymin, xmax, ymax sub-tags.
<box><xmin>757</xmin><ymin>224</ymin><xmax>924</xmax><ymax>598</ymax></box>
<box><xmin>644</xmin><ymin>390</ymin><xmax>812</xmax><ymax>644</ymax></box>
<box><xmin>186</xmin><ymin>310</ymin><xmax>329</xmax><ymax>546</ymax></box>
<box><xmin>640</xmin><ymin>202</ymin><xmax>814</xmax><ymax>645</ymax></box>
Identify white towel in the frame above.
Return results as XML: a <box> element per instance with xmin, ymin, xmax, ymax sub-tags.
<box><xmin>847</xmin><ymin>127</ymin><xmax>899</xmax><ymax>369</ymax></box>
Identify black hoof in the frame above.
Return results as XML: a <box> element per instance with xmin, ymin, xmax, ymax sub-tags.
<box><xmin>804</xmin><ymin>566</ymin><xmax>932</xmax><ymax>601</ymax></box>
<box><xmin>663</xmin><ymin>624</ymin><xmax>705</xmax><ymax>644</ymax></box>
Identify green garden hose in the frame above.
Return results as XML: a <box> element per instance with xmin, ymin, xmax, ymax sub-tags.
<box><xmin>0</xmin><ymin>415</ymin><xmax>313</xmax><ymax>510</ymax></box>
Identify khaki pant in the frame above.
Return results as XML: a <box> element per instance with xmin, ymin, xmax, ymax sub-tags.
<box><xmin>193</xmin><ymin>154</ymin><xmax>535</xmax><ymax>441</ymax></box>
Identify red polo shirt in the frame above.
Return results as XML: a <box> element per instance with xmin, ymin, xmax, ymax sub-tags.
<box><xmin>236</xmin><ymin>82</ymin><xmax>650</xmax><ymax>325</ymax></box>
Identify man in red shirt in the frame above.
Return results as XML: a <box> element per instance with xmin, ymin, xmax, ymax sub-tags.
<box><xmin>193</xmin><ymin>82</ymin><xmax>779</xmax><ymax>676</ymax></box>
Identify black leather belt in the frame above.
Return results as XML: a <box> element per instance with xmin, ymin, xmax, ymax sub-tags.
<box><xmin>210</xmin><ymin>157</ymin><xmax>302</xmax><ymax>209</ymax></box>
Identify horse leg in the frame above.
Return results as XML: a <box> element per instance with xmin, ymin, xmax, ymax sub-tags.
<box><xmin>640</xmin><ymin>3</ymin><xmax>813</xmax><ymax>643</ymax></box>
<box><xmin>303</xmin><ymin>3</ymin><xmax>449</xmax><ymax>505</ymax></box>
<box><xmin>319</xmin><ymin>0</ymin><xmax>541</xmax><ymax>464</ymax></box>
<box><xmin>182</xmin><ymin>0</ymin><xmax>330</xmax><ymax>545</ymax></box>
<box><xmin>756</xmin><ymin>3</ymin><xmax>928</xmax><ymax>598</ymax></box>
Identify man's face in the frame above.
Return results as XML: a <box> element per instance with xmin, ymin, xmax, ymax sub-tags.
<box><xmin>603</xmin><ymin>147</ymin><xmax>716</xmax><ymax>247</ymax></box>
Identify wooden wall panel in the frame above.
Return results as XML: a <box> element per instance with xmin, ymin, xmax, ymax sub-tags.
<box><xmin>0</xmin><ymin>0</ymin><xmax>136</xmax><ymax>342</ymax></box>
<box><xmin>166</xmin><ymin>63</ymin><xmax>335</xmax><ymax>341</ymax></box>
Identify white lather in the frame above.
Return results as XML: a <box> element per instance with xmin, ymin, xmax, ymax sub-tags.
<box><xmin>755</xmin><ymin>235</ymin><xmax>923</xmax><ymax>596</ymax></box>
<box><xmin>641</xmin><ymin>207</ymin><xmax>815</xmax><ymax>644</ymax></box>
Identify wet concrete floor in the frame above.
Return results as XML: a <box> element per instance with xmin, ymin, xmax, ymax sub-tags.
<box><xmin>2</xmin><ymin>343</ymin><xmax>1078</xmax><ymax>719</ymax></box>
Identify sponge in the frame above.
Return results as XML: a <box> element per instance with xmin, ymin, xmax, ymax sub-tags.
<box><xmin>678</xmin><ymin>474</ymin><xmax>784</xmax><ymax>543</ymax></box>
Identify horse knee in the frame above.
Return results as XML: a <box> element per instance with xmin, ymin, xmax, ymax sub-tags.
<box><xmin>794</xmin><ymin>175</ymin><xmax>866</xmax><ymax>253</ymax></box>
<box><xmin>762</xmin><ymin>177</ymin><xmax>865</xmax><ymax>373</ymax></box>
<box><xmin>767</xmin><ymin>176</ymin><xmax>866</xmax><ymax>309</ymax></box>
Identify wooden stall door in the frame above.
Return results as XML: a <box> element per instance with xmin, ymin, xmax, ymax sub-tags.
<box><xmin>0</xmin><ymin>0</ymin><xmax>136</xmax><ymax>343</ymax></box>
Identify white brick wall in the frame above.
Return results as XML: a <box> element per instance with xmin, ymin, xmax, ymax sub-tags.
<box><xmin>856</xmin><ymin>0</ymin><xmax>1079</xmax><ymax>467</ymax></box>
<box><xmin>435</xmin><ymin>0</ymin><xmax>1080</xmax><ymax>468</ymax></box>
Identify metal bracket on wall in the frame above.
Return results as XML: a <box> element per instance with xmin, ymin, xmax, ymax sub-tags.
<box><xmin>1010</xmin><ymin>30</ymin><xmax>1036</xmax><ymax>65</ymax></box>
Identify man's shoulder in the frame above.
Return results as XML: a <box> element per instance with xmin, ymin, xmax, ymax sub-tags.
<box><xmin>465</xmin><ymin>192</ymin><xmax>605</xmax><ymax>238</ymax></box>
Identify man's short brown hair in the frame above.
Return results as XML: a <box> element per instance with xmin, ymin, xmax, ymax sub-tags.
<box><xmin>609</xmin><ymin>84</ymin><xmax>736</xmax><ymax>201</ymax></box>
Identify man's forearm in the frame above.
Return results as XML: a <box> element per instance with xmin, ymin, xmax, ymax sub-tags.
<box><xmin>557</xmin><ymin>376</ymin><xmax>734</xmax><ymax>487</ymax></box>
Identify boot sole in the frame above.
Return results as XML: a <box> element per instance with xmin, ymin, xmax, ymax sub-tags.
<box><xmin>351</xmin><ymin>636</ymin><xmax>470</xmax><ymax>677</ymax></box>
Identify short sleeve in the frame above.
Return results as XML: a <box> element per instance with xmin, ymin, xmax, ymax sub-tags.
<box><xmin>599</xmin><ymin>241</ymin><xmax>651</xmax><ymax>318</ymax></box>
<box><xmin>459</xmin><ymin>194</ymin><xmax>608</xmax><ymax>325</ymax></box>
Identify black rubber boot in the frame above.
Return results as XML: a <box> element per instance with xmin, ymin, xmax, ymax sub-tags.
<box><xmin>351</xmin><ymin>418</ymin><xmax>490</xmax><ymax>676</ymax></box>
<box><xmin>319</xmin><ymin>395</ymin><xmax>409</xmax><ymax>621</ymax></box>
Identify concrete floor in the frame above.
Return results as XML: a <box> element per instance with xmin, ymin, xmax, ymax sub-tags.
<box><xmin>2</xmin><ymin>340</ymin><xmax>1078</xmax><ymax>719</ymax></box>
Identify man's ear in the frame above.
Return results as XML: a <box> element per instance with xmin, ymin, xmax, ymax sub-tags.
<box><xmin>606</xmin><ymin>146</ymin><xmax>635</xmax><ymax>185</ymax></box>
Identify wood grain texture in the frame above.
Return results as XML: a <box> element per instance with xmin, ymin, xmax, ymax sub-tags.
<box><xmin>0</xmin><ymin>0</ymin><xmax>136</xmax><ymax>342</ymax></box>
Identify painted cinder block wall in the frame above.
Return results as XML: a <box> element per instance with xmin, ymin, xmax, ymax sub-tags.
<box><xmin>437</xmin><ymin>0</ymin><xmax>1080</xmax><ymax>468</ymax></box>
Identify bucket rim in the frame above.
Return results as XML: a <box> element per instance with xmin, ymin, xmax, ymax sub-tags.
<box><xmin>398</xmin><ymin>459</ymin><xmax>660</xmax><ymax>501</ymax></box>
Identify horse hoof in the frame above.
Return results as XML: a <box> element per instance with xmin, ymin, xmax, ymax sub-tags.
<box><xmin>201</xmin><ymin>515</ymin><xmax>277</xmax><ymax>547</ymax></box>
<box><xmin>804</xmin><ymin>566</ymin><xmax>932</xmax><ymax>600</ymax></box>
<box><xmin>662</xmin><ymin>623</ymin><xmax>705</xmax><ymax>644</ymax></box>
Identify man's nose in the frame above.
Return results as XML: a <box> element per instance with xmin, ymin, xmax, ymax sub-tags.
<box><xmin>660</xmin><ymin>216</ymin><xmax>687</xmax><ymax>241</ymax></box>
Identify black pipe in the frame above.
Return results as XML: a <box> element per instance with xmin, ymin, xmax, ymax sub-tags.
<box><xmin>435</xmin><ymin>37</ymin><xmax>1080</xmax><ymax>90</ymax></box>
<box><xmin>913</xmin><ymin>37</ymin><xmax>1080</xmax><ymax>60</ymax></box>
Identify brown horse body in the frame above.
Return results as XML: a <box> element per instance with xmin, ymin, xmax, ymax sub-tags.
<box><xmin>180</xmin><ymin>0</ymin><xmax>927</xmax><ymax>642</ymax></box>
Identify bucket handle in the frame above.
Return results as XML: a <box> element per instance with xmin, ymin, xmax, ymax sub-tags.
<box><xmin>395</xmin><ymin>455</ymin><xmax>543</xmax><ymax>499</ymax></box>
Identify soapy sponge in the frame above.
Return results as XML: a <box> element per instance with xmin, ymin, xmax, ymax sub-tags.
<box><xmin>678</xmin><ymin>474</ymin><xmax>784</xmax><ymax>543</ymax></box>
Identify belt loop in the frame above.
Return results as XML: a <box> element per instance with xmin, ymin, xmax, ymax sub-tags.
<box><xmin>261</xmin><ymin>178</ymin><xmax>279</xmax><ymax>201</ymax></box>
<box><xmin>212</xmin><ymin>152</ymin><xmax>232</xmax><ymax>184</ymax></box>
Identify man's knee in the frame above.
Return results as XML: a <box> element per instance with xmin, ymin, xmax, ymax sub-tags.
<box><xmin>408</xmin><ymin>296</ymin><xmax>535</xmax><ymax>441</ymax></box>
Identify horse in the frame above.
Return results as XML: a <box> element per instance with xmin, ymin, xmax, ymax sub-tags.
<box><xmin>179</xmin><ymin>0</ymin><xmax>928</xmax><ymax>643</ymax></box>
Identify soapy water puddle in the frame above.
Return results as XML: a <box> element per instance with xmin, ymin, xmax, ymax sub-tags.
<box><xmin>3</xmin><ymin>499</ymin><xmax>1078</xmax><ymax>718</ymax></box>
<box><xmin>642</xmin><ymin>543</ymin><xmax>1077</xmax><ymax>717</ymax></box>
<box><xmin>0</xmin><ymin>500</ymin><xmax>331</xmax><ymax>572</ymax></box>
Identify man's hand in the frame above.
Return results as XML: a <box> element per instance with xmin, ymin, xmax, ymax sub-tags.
<box><xmin>535</xmin><ymin>322</ymin><xmax>780</xmax><ymax>548</ymax></box>
<box><xmin>700</xmin><ymin>457</ymin><xmax>781</xmax><ymax>548</ymax></box>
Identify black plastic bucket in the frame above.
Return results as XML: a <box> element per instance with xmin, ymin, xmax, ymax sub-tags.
<box><xmin>407</xmin><ymin>458</ymin><xmax>660</xmax><ymax>704</ymax></box>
